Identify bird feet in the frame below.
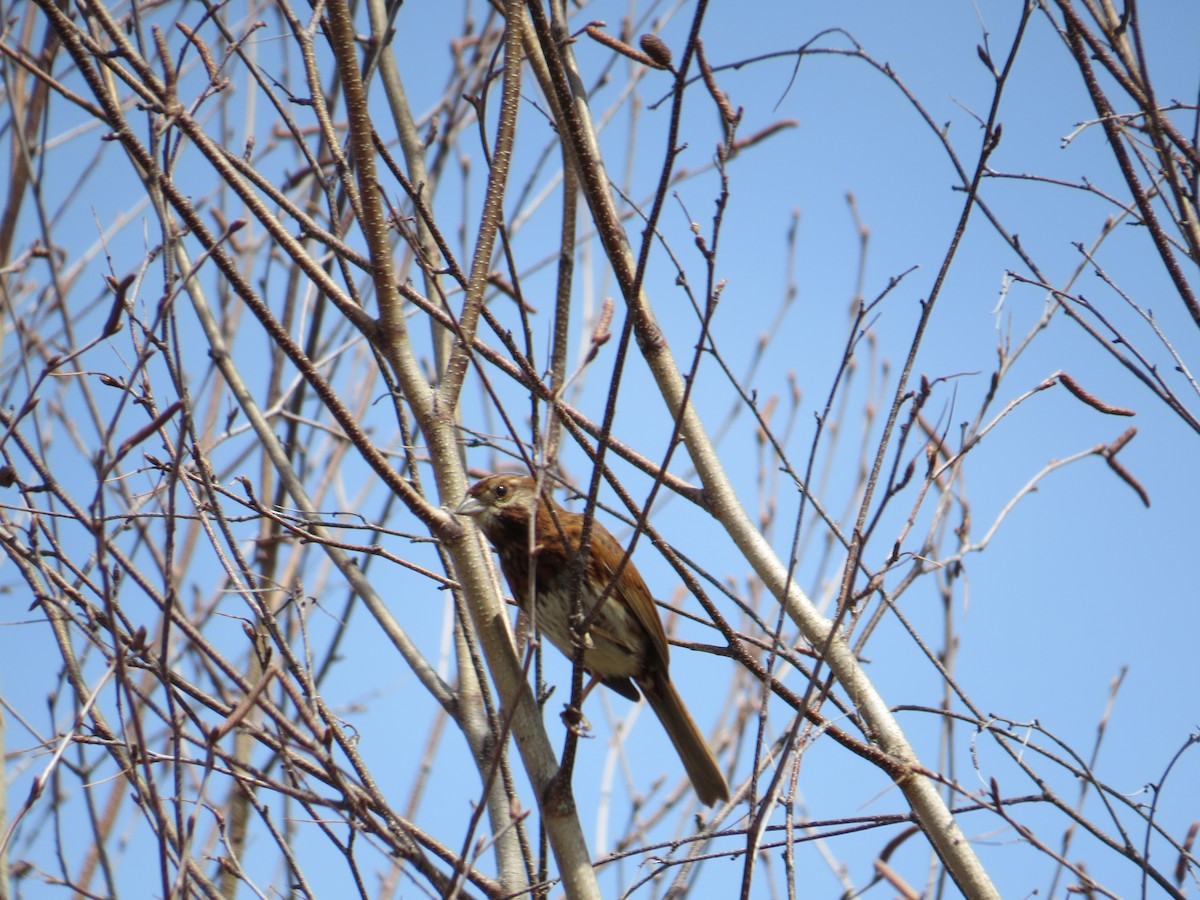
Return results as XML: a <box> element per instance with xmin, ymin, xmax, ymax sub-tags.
<box><xmin>560</xmin><ymin>703</ymin><xmax>592</xmax><ymax>737</ymax></box>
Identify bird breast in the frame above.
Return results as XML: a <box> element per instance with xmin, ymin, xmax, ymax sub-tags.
<box><xmin>508</xmin><ymin>555</ymin><xmax>647</xmax><ymax>682</ymax></box>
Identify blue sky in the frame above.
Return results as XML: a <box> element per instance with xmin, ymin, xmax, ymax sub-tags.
<box><xmin>2</xmin><ymin>1</ymin><xmax>1198</xmax><ymax>897</ymax></box>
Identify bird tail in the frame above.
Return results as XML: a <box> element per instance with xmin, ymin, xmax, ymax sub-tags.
<box><xmin>639</xmin><ymin>673</ymin><xmax>729</xmax><ymax>806</ymax></box>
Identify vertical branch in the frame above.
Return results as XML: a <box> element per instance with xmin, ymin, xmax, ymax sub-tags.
<box><xmin>436</xmin><ymin>1</ymin><xmax>525</xmax><ymax>410</ymax></box>
<box><xmin>1055</xmin><ymin>1</ymin><xmax>1200</xmax><ymax>328</ymax></box>
<box><xmin>524</xmin><ymin>1</ymin><xmax>1003</xmax><ymax>895</ymax></box>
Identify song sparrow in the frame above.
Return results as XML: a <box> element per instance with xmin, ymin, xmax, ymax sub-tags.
<box><xmin>456</xmin><ymin>473</ymin><xmax>729</xmax><ymax>806</ymax></box>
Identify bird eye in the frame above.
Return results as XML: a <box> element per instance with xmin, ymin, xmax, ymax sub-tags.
<box><xmin>494</xmin><ymin>484</ymin><xmax>507</xmax><ymax>499</ymax></box>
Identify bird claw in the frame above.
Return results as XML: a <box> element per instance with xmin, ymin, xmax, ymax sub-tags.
<box><xmin>561</xmin><ymin>704</ymin><xmax>592</xmax><ymax>737</ymax></box>
<box><xmin>568</xmin><ymin>616</ymin><xmax>596</xmax><ymax>650</ymax></box>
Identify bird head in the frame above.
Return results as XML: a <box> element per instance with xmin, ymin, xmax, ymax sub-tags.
<box><xmin>455</xmin><ymin>474</ymin><xmax>542</xmax><ymax>533</ymax></box>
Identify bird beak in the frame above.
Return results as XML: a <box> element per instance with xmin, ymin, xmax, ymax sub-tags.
<box><xmin>455</xmin><ymin>495</ymin><xmax>485</xmax><ymax>518</ymax></box>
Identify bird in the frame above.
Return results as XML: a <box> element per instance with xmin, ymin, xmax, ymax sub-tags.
<box><xmin>455</xmin><ymin>473</ymin><xmax>729</xmax><ymax>806</ymax></box>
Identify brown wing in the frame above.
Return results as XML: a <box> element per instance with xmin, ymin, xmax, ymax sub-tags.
<box><xmin>589</xmin><ymin>523</ymin><xmax>671</xmax><ymax>666</ymax></box>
